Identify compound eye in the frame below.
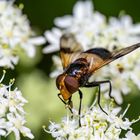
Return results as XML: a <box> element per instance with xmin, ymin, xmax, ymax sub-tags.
<box><xmin>56</xmin><ymin>74</ymin><xmax>64</xmax><ymax>89</ymax></box>
<box><xmin>64</xmin><ymin>76</ymin><xmax>79</xmax><ymax>93</ymax></box>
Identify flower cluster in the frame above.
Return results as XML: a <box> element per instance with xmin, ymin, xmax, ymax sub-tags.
<box><xmin>43</xmin><ymin>0</ymin><xmax>140</xmax><ymax>104</ymax></box>
<box><xmin>46</xmin><ymin>102</ymin><xmax>140</xmax><ymax>140</ymax></box>
<box><xmin>0</xmin><ymin>71</ymin><xmax>34</xmax><ymax>140</ymax></box>
<box><xmin>0</xmin><ymin>0</ymin><xmax>45</xmax><ymax>69</ymax></box>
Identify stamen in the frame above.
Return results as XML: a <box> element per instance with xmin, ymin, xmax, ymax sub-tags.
<box><xmin>0</xmin><ymin>70</ymin><xmax>6</xmax><ymax>83</ymax></box>
<box><xmin>7</xmin><ymin>78</ymin><xmax>15</xmax><ymax>92</ymax></box>
<box><xmin>132</xmin><ymin>116</ymin><xmax>140</xmax><ymax>124</ymax></box>
<box><xmin>43</xmin><ymin>125</ymin><xmax>50</xmax><ymax>133</ymax></box>
<box><xmin>122</xmin><ymin>104</ymin><xmax>130</xmax><ymax>117</ymax></box>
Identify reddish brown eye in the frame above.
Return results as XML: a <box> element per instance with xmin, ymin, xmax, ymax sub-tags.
<box><xmin>64</xmin><ymin>76</ymin><xmax>79</xmax><ymax>93</ymax></box>
<box><xmin>56</xmin><ymin>74</ymin><xmax>64</xmax><ymax>89</ymax></box>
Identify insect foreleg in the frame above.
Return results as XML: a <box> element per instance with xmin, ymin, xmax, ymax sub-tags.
<box><xmin>57</xmin><ymin>93</ymin><xmax>73</xmax><ymax>114</ymax></box>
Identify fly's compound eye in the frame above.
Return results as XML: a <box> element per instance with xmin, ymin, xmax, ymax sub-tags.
<box><xmin>56</xmin><ymin>74</ymin><xmax>64</xmax><ymax>89</ymax></box>
<box><xmin>64</xmin><ymin>76</ymin><xmax>79</xmax><ymax>93</ymax></box>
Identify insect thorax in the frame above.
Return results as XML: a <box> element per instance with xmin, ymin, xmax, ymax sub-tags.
<box><xmin>65</xmin><ymin>59</ymin><xmax>89</xmax><ymax>86</ymax></box>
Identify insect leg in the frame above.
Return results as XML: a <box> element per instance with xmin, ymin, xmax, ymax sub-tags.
<box><xmin>97</xmin><ymin>84</ymin><xmax>108</xmax><ymax>115</ymax></box>
<box><xmin>57</xmin><ymin>93</ymin><xmax>73</xmax><ymax>114</ymax></box>
<box><xmin>98</xmin><ymin>80</ymin><xmax>113</xmax><ymax>102</ymax></box>
<box><xmin>58</xmin><ymin>93</ymin><xmax>66</xmax><ymax>105</ymax></box>
<box><xmin>85</xmin><ymin>80</ymin><xmax>117</xmax><ymax>104</ymax></box>
<box><xmin>93</xmin><ymin>80</ymin><xmax>118</xmax><ymax>105</ymax></box>
<box><xmin>107</xmin><ymin>80</ymin><xmax>119</xmax><ymax>105</ymax></box>
<box><xmin>78</xmin><ymin>89</ymin><xmax>83</xmax><ymax>127</ymax></box>
<box><xmin>86</xmin><ymin>82</ymin><xmax>108</xmax><ymax>114</ymax></box>
<box><xmin>106</xmin><ymin>80</ymin><xmax>112</xmax><ymax>99</ymax></box>
<box><xmin>84</xmin><ymin>81</ymin><xmax>112</xmax><ymax>114</ymax></box>
<box><xmin>68</xmin><ymin>97</ymin><xmax>73</xmax><ymax>109</ymax></box>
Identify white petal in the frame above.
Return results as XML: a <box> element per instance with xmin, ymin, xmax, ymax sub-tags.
<box><xmin>44</xmin><ymin>30</ymin><xmax>60</xmax><ymax>44</ymax></box>
<box><xmin>54</xmin><ymin>16</ymin><xmax>73</xmax><ymax>28</ymax></box>
<box><xmin>0</xmin><ymin>129</ymin><xmax>6</xmax><ymax>136</ymax></box>
<box><xmin>120</xmin><ymin>15</ymin><xmax>132</xmax><ymax>27</ymax></box>
<box><xmin>28</xmin><ymin>36</ymin><xmax>46</xmax><ymax>45</ymax></box>
<box><xmin>43</xmin><ymin>45</ymin><xmax>59</xmax><ymax>53</ymax></box>
<box><xmin>20</xmin><ymin>126</ymin><xmax>34</xmax><ymax>139</ymax></box>
<box><xmin>73</xmin><ymin>1</ymin><xmax>93</xmax><ymax>19</ymax></box>
<box><xmin>13</xmin><ymin>128</ymin><xmax>20</xmax><ymax>140</ymax></box>
<box><xmin>23</xmin><ymin>45</ymin><xmax>35</xmax><ymax>58</ymax></box>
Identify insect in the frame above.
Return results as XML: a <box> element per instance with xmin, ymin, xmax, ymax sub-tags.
<box><xmin>56</xmin><ymin>33</ymin><xmax>140</xmax><ymax>126</ymax></box>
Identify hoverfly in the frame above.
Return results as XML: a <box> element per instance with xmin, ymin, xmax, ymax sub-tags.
<box><xmin>56</xmin><ymin>33</ymin><xmax>140</xmax><ymax>126</ymax></box>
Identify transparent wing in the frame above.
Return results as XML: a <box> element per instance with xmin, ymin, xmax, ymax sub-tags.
<box><xmin>60</xmin><ymin>33</ymin><xmax>83</xmax><ymax>69</ymax></box>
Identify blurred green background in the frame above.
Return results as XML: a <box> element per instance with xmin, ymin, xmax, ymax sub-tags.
<box><xmin>3</xmin><ymin>0</ymin><xmax>140</xmax><ymax>139</ymax></box>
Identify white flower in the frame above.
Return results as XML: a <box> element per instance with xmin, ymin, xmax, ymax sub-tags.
<box><xmin>54</xmin><ymin>0</ymin><xmax>94</xmax><ymax>28</ymax></box>
<box><xmin>0</xmin><ymin>45</ymin><xmax>19</xmax><ymax>69</ymax></box>
<box><xmin>44</xmin><ymin>0</ymin><xmax>140</xmax><ymax>104</ymax></box>
<box><xmin>0</xmin><ymin>0</ymin><xmax>45</xmax><ymax>68</ymax></box>
<box><xmin>8</xmin><ymin>88</ymin><xmax>28</xmax><ymax>114</ymax></box>
<box><xmin>44</xmin><ymin>0</ymin><xmax>106</xmax><ymax>52</ymax></box>
<box><xmin>44</xmin><ymin>0</ymin><xmax>140</xmax><ymax>51</ymax></box>
<box><xmin>43</xmin><ymin>28</ymin><xmax>62</xmax><ymax>53</ymax></box>
<box><xmin>7</xmin><ymin>113</ymin><xmax>34</xmax><ymax>140</ymax></box>
<box><xmin>0</xmin><ymin>71</ymin><xmax>34</xmax><ymax>140</ymax></box>
<box><xmin>0</xmin><ymin>118</ymin><xmax>7</xmax><ymax>136</ymax></box>
<box><xmin>121</xmin><ymin>130</ymin><xmax>140</xmax><ymax>140</ymax></box>
<box><xmin>46</xmin><ymin>102</ymin><xmax>140</xmax><ymax>140</ymax></box>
